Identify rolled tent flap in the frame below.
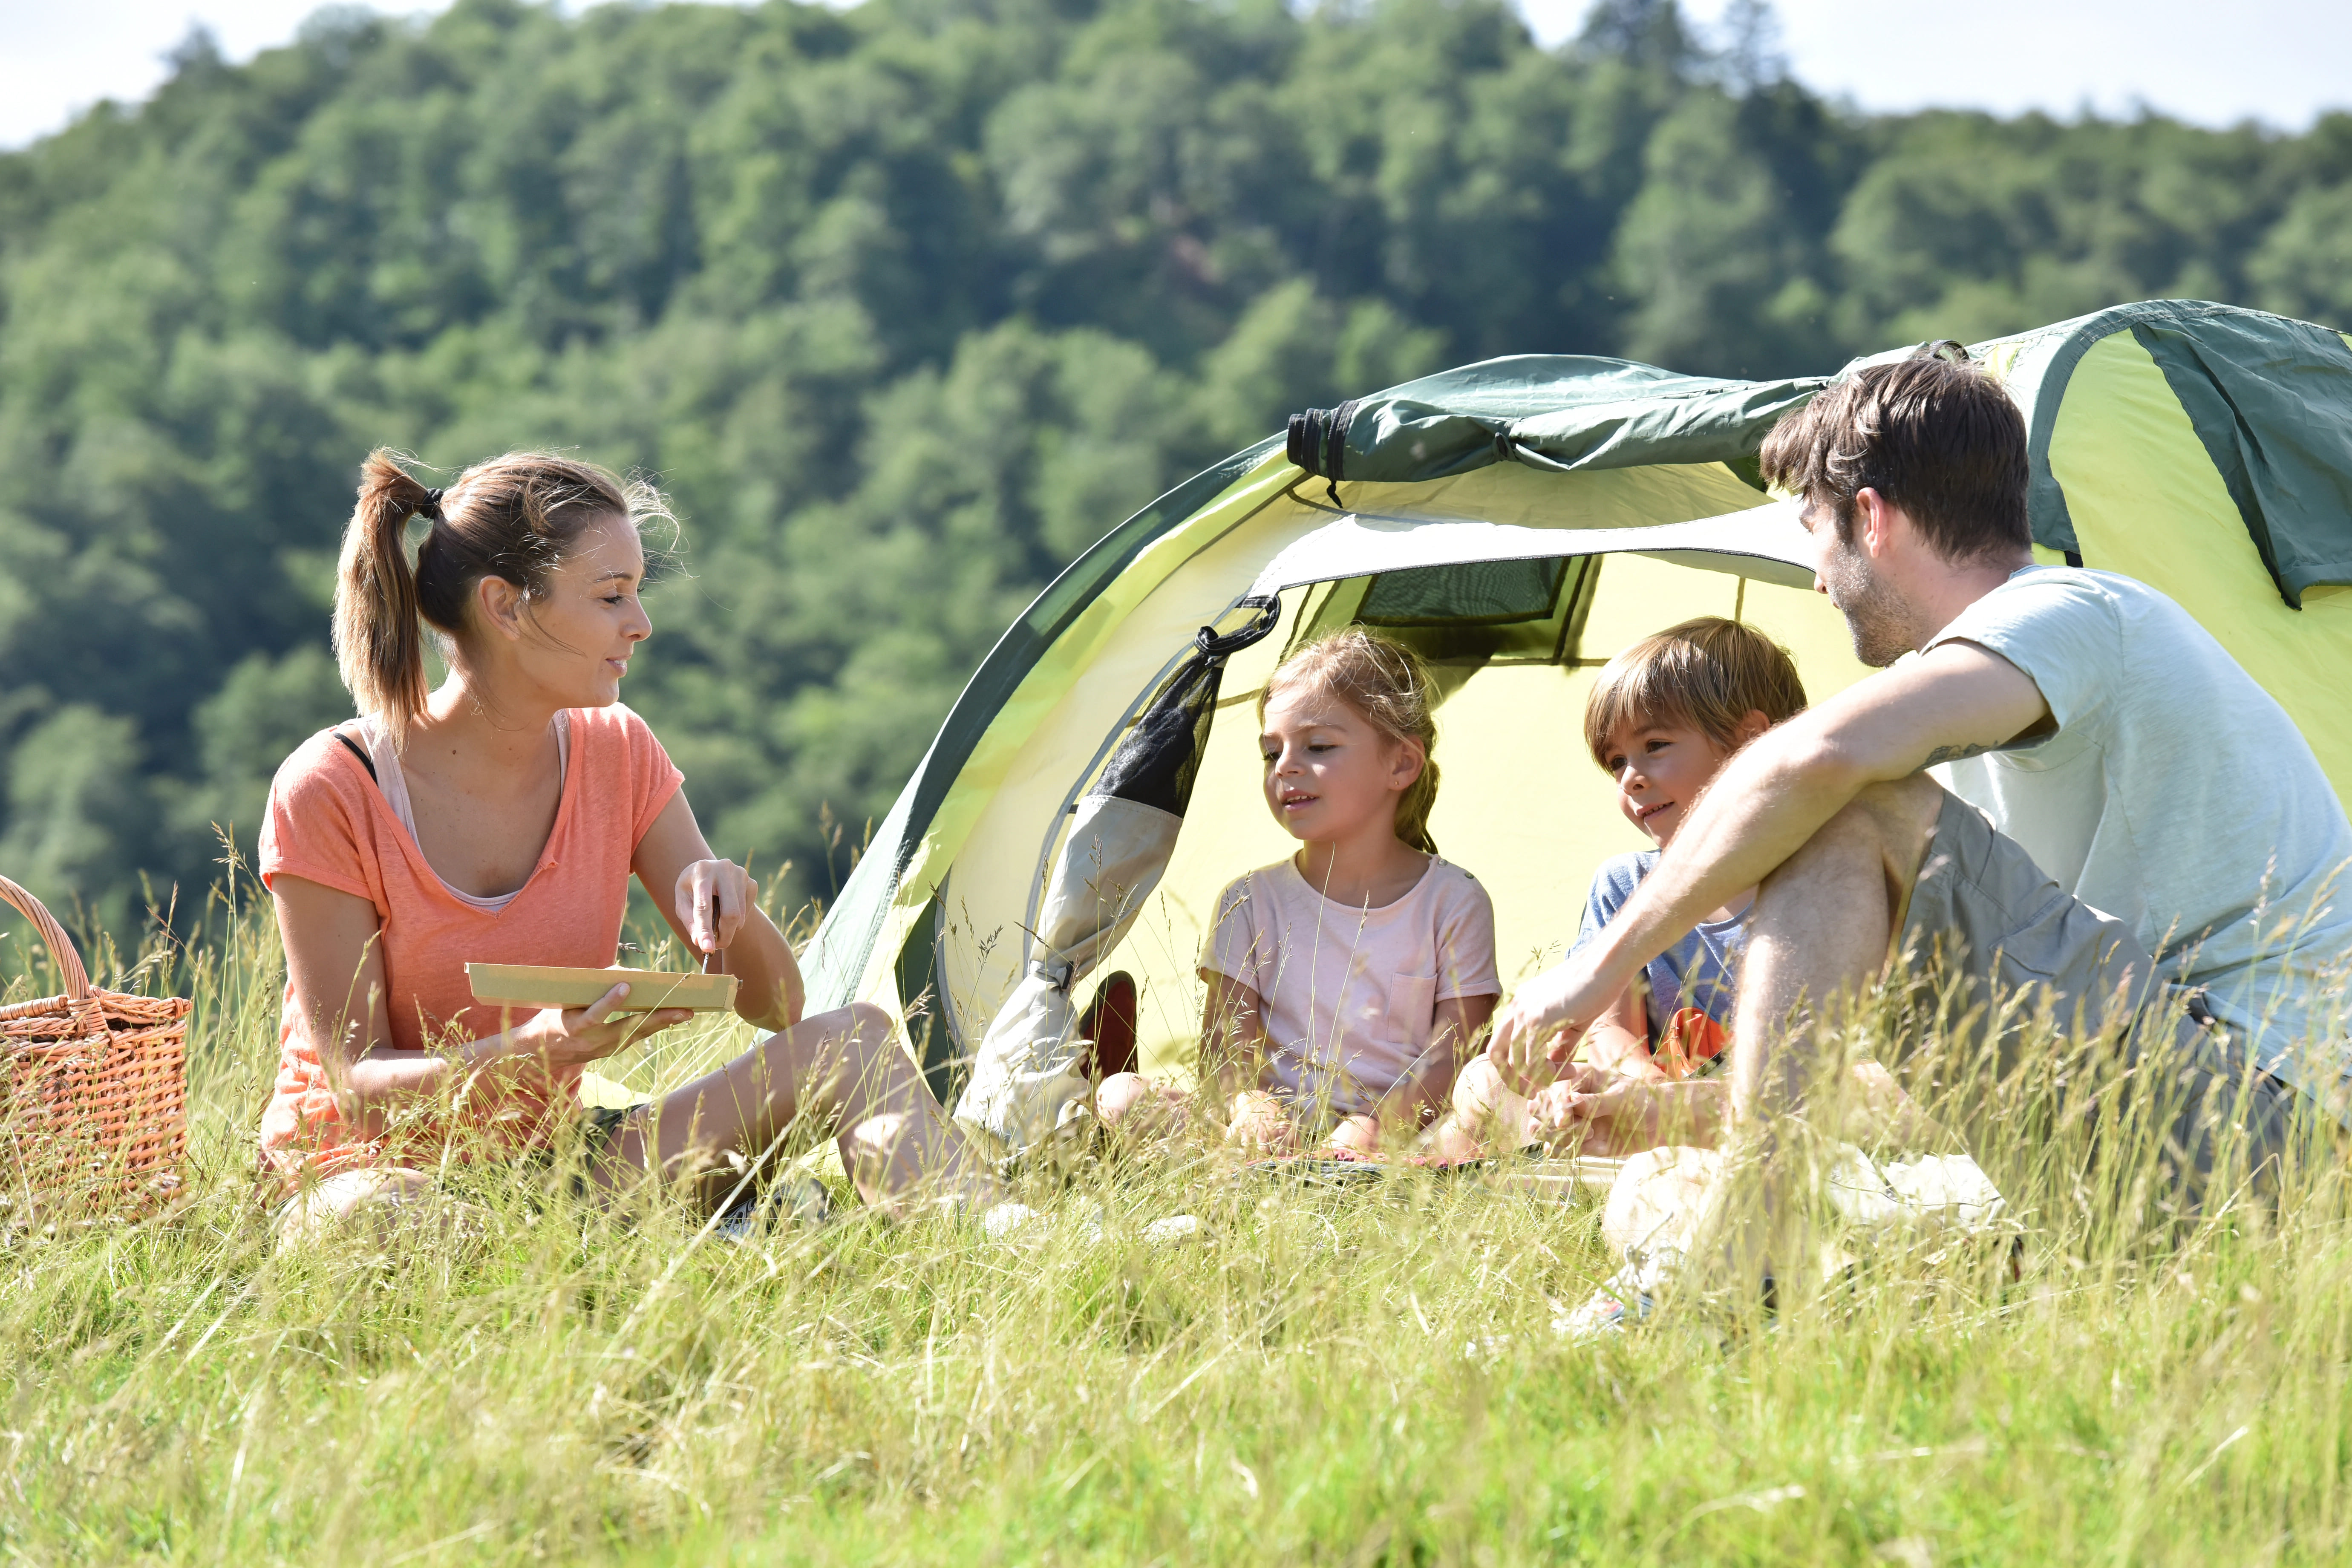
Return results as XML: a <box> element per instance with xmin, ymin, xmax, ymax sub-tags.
<box><xmin>949</xmin><ymin>793</ymin><xmax>1182</xmax><ymax>1153</ymax></box>
<box><xmin>2122</xmin><ymin>314</ymin><xmax>2352</xmax><ymax>607</ymax></box>
<box><xmin>1285</xmin><ymin>356</ymin><xmax>1828</xmax><ymax>486</ymax></box>
<box><xmin>954</xmin><ymin>599</ymin><xmax>1282</xmax><ymax>1153</ymax></box>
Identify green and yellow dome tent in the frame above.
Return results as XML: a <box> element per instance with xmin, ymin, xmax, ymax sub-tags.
<box><xmin>792</xmin><ymin>299</ymin><xmax>2352</xmax><ymax>1153</ymax></box>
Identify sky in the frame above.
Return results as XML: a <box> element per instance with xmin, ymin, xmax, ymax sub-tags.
<box><xmin>3</xmin><ymin>0</ymin><xmax>2349</xmax><ymax>151</ymax></box>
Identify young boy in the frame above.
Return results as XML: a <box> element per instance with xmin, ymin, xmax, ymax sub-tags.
<box><xmin>1438</xmin><ymin>616</ymin><xmax>1805</xmax><ymax>1158</ymax></box>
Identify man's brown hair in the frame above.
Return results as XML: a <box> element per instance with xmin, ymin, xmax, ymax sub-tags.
<box><xmin>1758</xmin><ymin>353</ymin><xmax>2030</xmax><ymax>564</ymax></box>
<box><xmin>1583</xmin><ymin>617</ymin><xmax>1807</xmax><ymax>770</ymax></box>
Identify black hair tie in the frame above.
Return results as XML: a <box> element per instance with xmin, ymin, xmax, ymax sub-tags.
<box><xmin>418</xmin><ymin>487</ymin><xmax>445</xmax><ymax>520</ymax></box>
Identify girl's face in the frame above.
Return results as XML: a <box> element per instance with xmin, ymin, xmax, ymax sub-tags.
<box><xmin>473</xmin><ymin>513</ymin><xmax>652</xmax><ymax>709</ymax></box>
<box><xmin>1600</xmin><ymin>712</ymin><xmax>1741</xmax><ymax>849</ymax></box>
<box><xmin>1259</xmin><ymin>683</ymin><xmax>1424</xmax><ymax>845</ymax></box>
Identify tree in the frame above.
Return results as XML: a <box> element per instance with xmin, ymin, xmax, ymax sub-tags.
<box><xmin>0</xmin><ymin>0</ymin><xmax>2343</xmax><ymax>933</ymax></box>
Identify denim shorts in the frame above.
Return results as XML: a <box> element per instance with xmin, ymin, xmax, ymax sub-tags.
<box><xmin>1895</xmin><ymin>789</ymin><xmax>2299</xmax><ymax>1207</ymax></box>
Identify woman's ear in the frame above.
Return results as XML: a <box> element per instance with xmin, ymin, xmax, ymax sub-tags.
<box><xmin>475</xmin><ymin>574</ymin><xmax>526</xmax><ymax>643</ymax></box>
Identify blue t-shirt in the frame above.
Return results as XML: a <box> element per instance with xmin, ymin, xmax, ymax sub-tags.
<box><xmin>1571</xmin><ymin>850</ymin><xmax>1743</xmax><ymax>1049</ymax></box>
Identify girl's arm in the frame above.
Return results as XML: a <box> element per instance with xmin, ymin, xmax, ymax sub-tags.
<box><xmin>272</xmin><ymin>875</ymin><xmax>692</xmax><ymax>1135</ymax></box>
<box><xmin>1371</xmin><ymin>992</ymin><xmax>1497</xmax><ymax>1133</ymax></box>
<box><xmin>1198</xmin><ymin>971</ymin><xmax>1291</xmax><ymax>1146</ymax></box>
<box><xmin>631</xmin><ymin>790</ymin><xmax>803</xmax><ymax>1032</ymax></box>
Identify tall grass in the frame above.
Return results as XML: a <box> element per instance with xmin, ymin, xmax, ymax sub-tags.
<box><xmin>3</xmin><ymin>868</ymin><xmax>2349</xmax><ymax>1565</ymax></box>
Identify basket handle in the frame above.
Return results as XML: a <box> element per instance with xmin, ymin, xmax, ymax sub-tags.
<box><xmin>0</xmin><ymin>874</ymin><xmax>92</xmax><ymax>1002</ymax></box>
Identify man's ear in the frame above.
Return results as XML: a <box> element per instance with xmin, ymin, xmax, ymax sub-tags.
<box><xmin>1853</xmin><ymin>487</ymin><xmax>1895</xmax><ymax>557</ymax></box>
<box><xmin>476</xmin><ymin>575</ymin><xmax>525</xmax><ymax>643</ymax></box>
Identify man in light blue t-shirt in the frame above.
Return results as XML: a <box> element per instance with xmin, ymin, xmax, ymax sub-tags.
<box><xmin>1490</xmin><ymin>353</ymin><xmax>2352</xmax><ymax>1211</ymax></box>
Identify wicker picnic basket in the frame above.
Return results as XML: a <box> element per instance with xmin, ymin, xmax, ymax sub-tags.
<box><xmin>0</xmin><ymin>874</ymin><xmax>190</xmax><ymax>1210</ymax></box>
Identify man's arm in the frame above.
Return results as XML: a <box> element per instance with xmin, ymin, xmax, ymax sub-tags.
<box><xmin>1488</xmin><ymin>640</ymin><xmax>2049</xmax><ymax>1088</ymax></box>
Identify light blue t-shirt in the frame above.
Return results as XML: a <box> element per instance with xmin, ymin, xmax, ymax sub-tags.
<box><xmin>1572</xmin><ymin>850</ymin><xmax>1743</xmax><ymax>1051</ymax></box>
<box><xmin>1925</xmin><ymin>566</ymin><xmax>2352</xmax><ymax>1090</ymax></box>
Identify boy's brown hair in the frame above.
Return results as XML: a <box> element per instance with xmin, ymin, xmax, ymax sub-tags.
<box><xmin>1583</xmin><ymin>617</ymin><xmax>1807</xmax><ymax>770</ymax></box>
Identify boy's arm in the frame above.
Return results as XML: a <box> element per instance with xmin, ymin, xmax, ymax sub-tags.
<box><xmin>1539</xmin><ymin>1076</ymin><xmax>1728</xmax><ymax>1150</ymax></box>
<box><xmin>1582</xmin><ymin>983</ymin><xmax>1666</xmax><ymax>1082</ymax></box>
<box><xmin>1489</xmin><ymin>643</ymin><xmax>2049</xmax><ymax>1090</ymax></box>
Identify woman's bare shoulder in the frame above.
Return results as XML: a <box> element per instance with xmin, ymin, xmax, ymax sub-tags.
<box><xmin>269</xmin><ymin>724</ymin><xmax>372</xmax><ymax>805</ymax></box>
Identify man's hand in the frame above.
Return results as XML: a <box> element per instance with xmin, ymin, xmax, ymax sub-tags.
<box><xmin>1486</xmin><ymin>952</ymin><xmax>1623</xmax><ymax>1095</ymax></box>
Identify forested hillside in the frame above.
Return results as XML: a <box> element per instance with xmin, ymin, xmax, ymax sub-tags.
<box><xmin>3</xmin><ymin>0</ymin><xmax>2349</xmax><ymax>929</ymax></box>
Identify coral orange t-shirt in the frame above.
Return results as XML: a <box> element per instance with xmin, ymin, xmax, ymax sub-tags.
<box><xmin>255</xmin><ymin>704</ymin><xmax>682</xmax><ymax>1182</ymax></box>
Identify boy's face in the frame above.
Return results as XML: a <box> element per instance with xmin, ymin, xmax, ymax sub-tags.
<box><xmin>1600</xmin><ymin>712</ymin><xmax>1738</xmax><ymax>849</ymax></box>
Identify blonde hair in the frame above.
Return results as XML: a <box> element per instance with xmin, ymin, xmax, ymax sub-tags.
<box><xmin>333</xmin><ymin>448</ymin><xmax>675</xmax><ymax>748</ymax></box>
<box><xmin>1583</xmin><ymin>617</ymin><xmax>1807</xmax><ymax>770</ymax></box>
<box><xmin>1259</xmin><ymin>628</ymin><xmax>1442</xmax><ymax>854</ymax></box>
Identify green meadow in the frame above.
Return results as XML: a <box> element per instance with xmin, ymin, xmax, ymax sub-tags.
<box><xmin>4</xmin><ymin>869</ymin><xmax>2346</xmax><ymax>1566</ymax></box>
<box><xmin>7</xmin><ymin>5</ymin><xmax>2352</xmax><ymax>1558</ymax></box>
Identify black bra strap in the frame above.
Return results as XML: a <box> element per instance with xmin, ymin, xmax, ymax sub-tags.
<box><xmin>332</xmin><ymin>729</ymin><xmax>379</xmax><ymax>785</ymax></box>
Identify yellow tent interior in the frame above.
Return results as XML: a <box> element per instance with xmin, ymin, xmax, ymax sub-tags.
<box><xmin>805</xmin><ymin>302</ymin><xmax>2352</xmax><ymax>1095</ymax></box>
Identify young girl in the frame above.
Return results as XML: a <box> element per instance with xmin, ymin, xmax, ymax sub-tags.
<box><xmin>260</xmin><ymin>450</ymin><xmax>998</xmax><ymax>1239</ymax></box>
<box><xmin>1098</xmin><ymin>629</ymin><xmax>1500</xmax><ymax>1155</ymax></box>
<box><xmin>1441</xmin><ymin>617</ymin><xmax>1805</xmax><ymax>1157</ymax></box>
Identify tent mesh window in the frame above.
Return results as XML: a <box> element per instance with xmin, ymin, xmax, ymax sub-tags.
<box><xmin>1294</xmin><ymin>556</ymin><xmax>1600</xmax><ymax>666</ymax></box>
<box><xmin>1359</xmin><ymin>557</ymin><xmax>1568</xmax><ymax>626</ymax></box>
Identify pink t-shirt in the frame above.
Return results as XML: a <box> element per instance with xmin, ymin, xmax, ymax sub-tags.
<box><xmin>1201</xmin><ymin>856</ymin><xmax>1499</xmax><ymax>1119</ymax></box>
<box><xmin>255</xmin><ymin>704</ymin><xmax>683</xmax><ymax>1181</ymax></box>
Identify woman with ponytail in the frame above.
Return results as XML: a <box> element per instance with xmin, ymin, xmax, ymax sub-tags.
<box><xmin>1095</xmin><ymin>629</ymin><xmax>1500</xmax><ymax>1158</ymax></box>
<box><xmin>258</xmin><ymin>450</ymin><xmax>999</xmax><ymax>1237</ymax></box>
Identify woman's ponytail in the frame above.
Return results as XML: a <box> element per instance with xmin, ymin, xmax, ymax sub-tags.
<box><xmin>333</xmin><ymin>449</ymin><xmax>436</xmax><ymax>749</ymax></box>
<box><xmin>329</xmin><ymin>445</ymin><xmax>669</xmax><ymax>750</ymax></box>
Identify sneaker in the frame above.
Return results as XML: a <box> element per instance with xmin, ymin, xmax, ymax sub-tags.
<box><xmin>1141</xmin><ymin>1213</ymin><xmax>1205</xmax><ymax>1245</ymax></box>
<box><xmin>1555</xmin><ymin>1267</ymin><xmax>1656</xmax><ymax>1341</ymax></box>
<box><xmin>1555</xmin><ymin>1242</ymin><xmax>1683</xmax><ymax>1342</ymax></box>
<box><xmin>980</xmin><ymin>1200</ymin><xmax>1043</xmax><ymax>1239</ymax></box>
<box><xmin>710</xmin><ymin>1175</ymin><xmax>833</xmax><ymax>1242</ymax></box>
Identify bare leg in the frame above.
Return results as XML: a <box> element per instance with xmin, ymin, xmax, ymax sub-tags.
<box><xmin>1701</xmin><ymin>776</ymin><xmax>1943</xmax><ymax>1291</ymax></box>
<box><xmin>1096</xmin><ymin>1071</ymin><xmax>1192</xmax><ymax>1145</ymax></box>
<box><xmin>602</xmin><ymin>1002</ymin><xmax>997</xmax><ymax>1217</ymax></box>
<box><xmin>1432</xmin><ymin>1056</ymin><xmax>1536</xmax><ymax>1159</ymax></box>
<box><xmin>1731</xmin><ymin>776</ymin><xmax>1945</xmax><ymax>1122</ymax></box>
<box><xmin>274</xmin><ymin>1166</ymin><xmax>438</xmax><ymax>1247</ymax></box>
<box><xmin>1565</xmin><ymin>1078</ymin><xmax>1729</xmax><ymax>1156</ymax></box>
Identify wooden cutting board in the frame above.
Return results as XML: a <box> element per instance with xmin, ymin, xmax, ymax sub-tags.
<box><xmin>466</xmin><ymin>963</ymin><xmax>739</xmax><ymax>1014</ymax></box>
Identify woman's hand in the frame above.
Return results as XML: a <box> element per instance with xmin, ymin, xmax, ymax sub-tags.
<box><xmin>635</xmin><ymin>796</ymin><xmax>804</xmax><ymax>1031</ymax></box>
<box><xmin>673</xmin><ymin>858</ymin><xmax>759</xmax><ymax>963</ymax></box>
<box><xmin>502</xmin><ymin>983</ymin><xmax>692</xmax><ymax>1075</ymax></box>
<box><xmin>1226</xmin><ymin>1090</ymin><xmax>1300</xmax><ymax>1156</ymax></box>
